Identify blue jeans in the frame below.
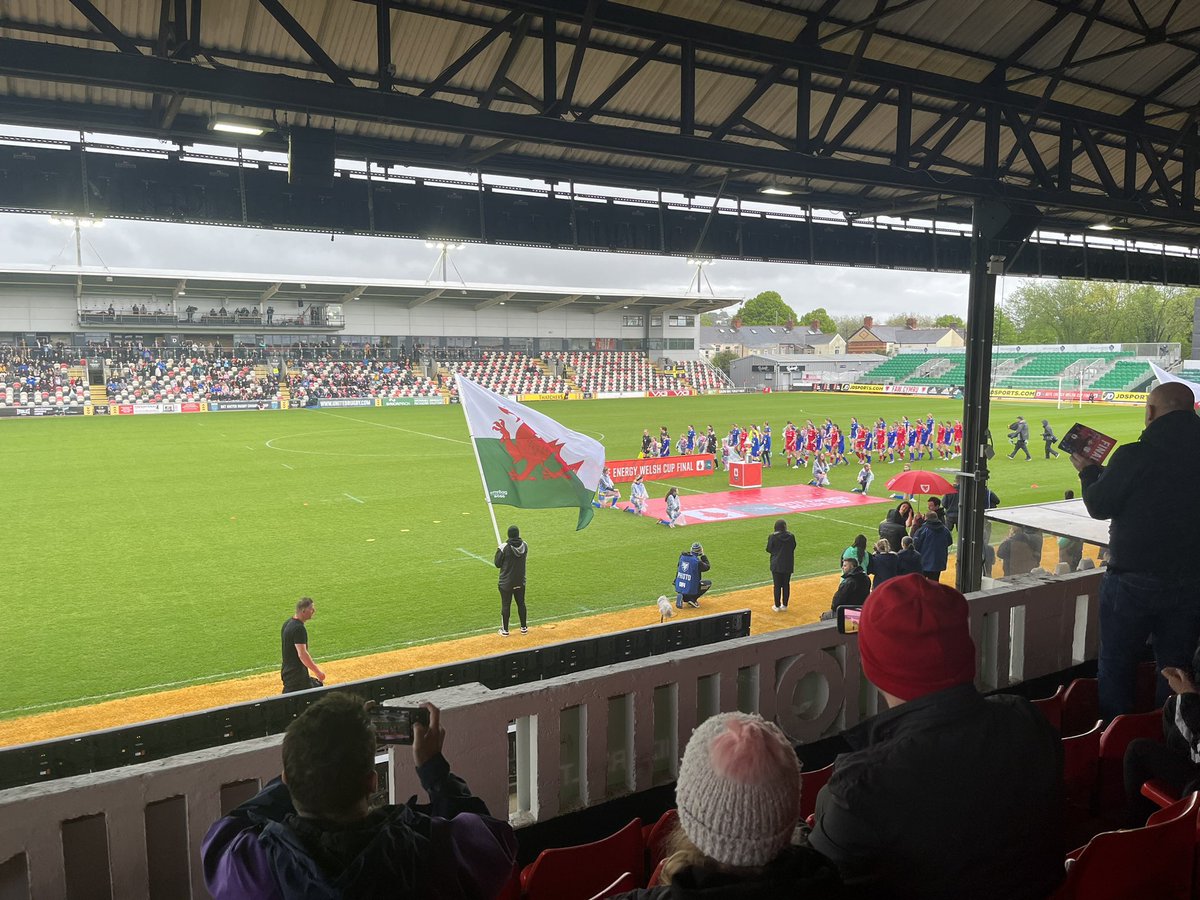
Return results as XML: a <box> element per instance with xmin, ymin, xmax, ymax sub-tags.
<box><xmin>1098</xmin><ymin>570</ymin><xmax>1200</xmax><ymax>720</ymax></box>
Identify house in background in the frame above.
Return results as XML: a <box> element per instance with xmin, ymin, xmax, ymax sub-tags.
<box><xmin>700</xmin><ymin>321</ymin><xmax>846</xmax><ymax>359</ymax></box>
<box><xmin>845</xmin><ymin>317</ymin><xmax>964</xmax><ymax>354</ymax></box>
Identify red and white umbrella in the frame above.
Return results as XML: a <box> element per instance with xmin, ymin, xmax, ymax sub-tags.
<box><xmin>884</xmin><ymin>470</ymin><xmax>957</xmax><ymax>495</ymax></box>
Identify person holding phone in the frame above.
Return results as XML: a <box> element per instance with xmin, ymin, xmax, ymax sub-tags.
<box><xmin>202</xmin><ymin>696</ymin><xmax>518</xmax><ymax>900</ymax></box>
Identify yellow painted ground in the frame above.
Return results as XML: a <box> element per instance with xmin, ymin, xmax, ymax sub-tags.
<box><xmin>3</xmin><ymin>536</ymin><xmax>1090</xmax><ymax>747</ymax></box>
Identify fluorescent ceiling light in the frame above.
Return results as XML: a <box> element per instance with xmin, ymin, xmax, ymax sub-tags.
<box><xmin>1088</xmin><ymin>221</ymin><xmax>1115</xmax><ymax>231</ymax></box>
<box><xmin>210</xmin><ymin>118</ymin><xmax>269</xmax><ymax>137</ymax></box>
<box><xmin>1088</xmin><ymin>218</ymin><xmax>1131</xmax><ymax>232</ymax></box>
<box><xmin>759</xmin><ymin>185</ymin><xmax>793</xmax><ymax>196</ymax></box>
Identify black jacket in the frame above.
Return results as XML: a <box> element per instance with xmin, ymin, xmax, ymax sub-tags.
<box><xmin>494</xmin><ymin>538</ymin><xmax>528</xmax><ymax>589</ymax></box>
<box><xmin>612</xmin><ymin>845</ymin><xmax>844</xmax><ymax>899</ymax></box>
<box><xmin>766</xmin><ymin>530</ymin><xmax>797</xmax><ymax>574</ymax></box>
<box><xmin>877</xmin><ymin>510</ymin><xmax>906</xmax><ymax>552</ymax></box>
<box><xmin>831</xmin><ymin>567</ymin><xmax>871</xmax><ymax>613</ymax></box>
<box><xmin>895</xmin><ymin>548</ymin><xmax>922</xmax><ymax>576</ymax></box>
<box><xmin>943</xmin><ymin>489</ymin><xmax>998</xmax><ymax>529</ymax></box>
<box><xmin>868</xmin><ymin>551</ymin><xmax>899</xmax><ymax>589</ymax></box>
<box><xmin>1079</xmin><ymin>408</ymin><xmax>1200</xmax><ymax>576</ymax></box>
<box><xmin>807</xmin><ymin>684</ymin><xmax>1063</xmax><ymax>900</ymax></box>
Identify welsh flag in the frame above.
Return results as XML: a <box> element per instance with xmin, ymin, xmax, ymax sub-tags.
<box><xmin>457</xmin><ymin>374</ymin><xmax>605</xmax><ymax>529</ymax></box>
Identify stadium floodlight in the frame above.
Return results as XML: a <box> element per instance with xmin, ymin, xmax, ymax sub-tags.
<box><xmin>758</xmin><ymin>176</ymin><xmax>794</xmax><ymax>195</ymax></box>
<box><xmin>1088</xmin><ymin>218</ymin><xmax>1131</xmax><ymax>232</ymax></box>
<box><xmin>209</xmin><ymin>116</ymin><xmax>270</xmax><ymax>137</ymax></box>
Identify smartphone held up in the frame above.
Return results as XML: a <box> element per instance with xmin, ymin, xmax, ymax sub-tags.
<box><xmin>369</xmin><ymin>705</ymin><xmax>431</xmax><ymax>745</ymax></box>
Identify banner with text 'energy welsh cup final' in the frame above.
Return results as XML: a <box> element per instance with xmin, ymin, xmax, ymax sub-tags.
<box><xmin>457</xmin><ymin>374</ymin><xmax>605</xmax><ymax>529</ymax></box>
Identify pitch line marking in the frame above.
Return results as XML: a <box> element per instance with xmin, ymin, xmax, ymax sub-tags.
<box><xmin>343</xmin><ymin>493</ymin><xmax>365</xmax><ymax>504</ymax></box>
<box><xmin>281</xmin><ymin>463</ymin><xmax>294</xmax><ymax>470</ymax></box>
<box><xmin>658</xmin><ymin>481</ymin><xmax>706</xmax><ymax>494</ymax></box>
<box><xmin>456</xmin><ymin>547</ymin><xmax>493</xmax><ymax>565</ymax></box>
<box><xmin>314</xmin><ymin>410</ymin><xmax>470</xmax><ymax>445</ymax></box>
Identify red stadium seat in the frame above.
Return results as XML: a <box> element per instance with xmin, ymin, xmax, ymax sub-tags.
<box><xmin>643</xmin><ymin>809</ymin><xmax>678</xmax><ymax>873</ymax></box>
<box><xmin>1032</xmin><ymin>685</ymin><xmax>1066</xmax><ymax>732</ymax></box>
<box><xmin>646</xmin><ymin>856</ymin><xmax>668</xmax><ymax>890</ymax></box>
<box><xmin>520</xmin><ymin>818</ymin><xmax>644</xmax><ymax>900</ymax></box>
<box><xmin>1063</xmin><ymin>720</ymin><xmax>1103</xmax><ymax>822</ymax></box>
<box><xmin>1053</xmin><ymin>792</ymin><xmax>1200</xmax><ymax>900</ymax></box>
<box><xmin>1097</xmin><ymin>710</ymin><xmax>1165</xmax><ymax>812</ymax></box>
<box><xmin>1062</xmin><ymin>678</ymin><xmax>1100</xmax><ymax>737</ymax></box>
<box><xmin>1142</xmin><ymin>778</ymin><xmax>1181</xmax><ymax>811</ymax></box>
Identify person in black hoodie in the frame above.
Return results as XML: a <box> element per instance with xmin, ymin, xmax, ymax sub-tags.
<box><xmin>896</xmin><ymin>536</ymin><xmax>922</xmax><ymax>577</ymax></box>
<box><xmin>877</xmin><ymin>508</ymin><xmax>906</xmax><ymax>552</ymax></box>
<box><xmin>830</xmin><ymin>556</ymin><xmax>871</xmax><ymax>614</ymax></box>
<box><xmin>202</xmin><ymin>695</ymin><xmax>517</xmax><ymax>900</ymax></box>
<box><xmin>765</xmin><ymin>519</ymin><xmax>796</xmax><ymax>612</ymax></box>
<box><xmin>494</xmin><ymin>524</ymin><xmax>528</xmax><ymax>637</ymax></box>
<box><xmin>611</xmin><ymin>712</ymin><xmax>843</xmax><ymax>900</ymax></box>
<box><xmin>1072</xmin><ymin>381</ymin><xmax>1200</xmax><ymax>718</ymax></box>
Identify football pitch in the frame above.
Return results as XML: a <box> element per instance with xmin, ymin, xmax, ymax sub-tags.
<box><xmin>1</xmin><ymin>394</ymin><xmax>1144</xmax><ymax>721</ymax></box>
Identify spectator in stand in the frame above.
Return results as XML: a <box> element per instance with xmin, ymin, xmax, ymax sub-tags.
<box><xmin>1073</xmin><ymin>381</ymin><xmax>1200</xmax><ymax>717</ymax></box>
<box><xmin>913</xmin><ymin>512</ymin><xmax>953</xmax><ymax>582</ymax></box>
<box><xmin>829</xmin><ymin>555</ymin><xmax>870</xmax><ymax>616</ymax></box>
<box><xmin>807</xmin><ymin>575</ymin><xmax>1063</xmax><ymax>900</ymax></box>
<box><xmin>613</xmin><ymin>712</ymin><xmax>842</xmax><ymax>900</ymax></box>
<box><xmin>1123</xmin><ymin>641</ymin><xmax>1200</xmax><ymax>826</ymax></box>
<box><xmin>925</xmin><ymin>496</ymin><xmax>946</xmax><ymax>524</ymax></box>
<box><xmin>942</xmin><ymin>487</ymin><xmax>999</xmax><ymax>532</ymax></box>
<box><xmin>869</xmin><ymin>539</ymin><xmax>899</xmax><ymax>590</ymax></box>
<box><xmin>1058</xmin><ymin>490</ymin><xmax>1085</xmax><ymax>571</ymax></box>
<box><xmin>766</xmin><ymin>519</ymin><xmax>796</xmax><ymax>612</ymax></box>
<box><xmin>841</xmin><ymin>534</ymin><xmax>870</xmax><ymax>574</ymax></box>
<box><xmin>878</xmin><ymin>506</ymin><xmax>907</xmax><ymax>552</ymax></box>
<box><xmin>202</xmin><ymin>696</ymin><xmax>517</xmax><ymax>900</ymax></box>
<box><xmin>997</xmin><ymin>525</ymin><xmax>1038</xmax><ymax>577</ymax></box>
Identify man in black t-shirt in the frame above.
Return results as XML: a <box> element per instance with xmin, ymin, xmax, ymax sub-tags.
<box><xmin>281</xmin><ymin>597</ymin><xmax>325</xmax><ymax>693</ymax></box>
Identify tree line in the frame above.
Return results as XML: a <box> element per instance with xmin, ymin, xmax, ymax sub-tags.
<box><xmin>705</xmin><ymin>282</ymin><xmax>1194</xmax><ymax>355</ymax></box>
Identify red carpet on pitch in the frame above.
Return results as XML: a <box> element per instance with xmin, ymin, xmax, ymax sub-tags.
<box><xmin>642</xmin><ymin>483</ymin><xmax>889</xmax><ymax>525</ymax></box>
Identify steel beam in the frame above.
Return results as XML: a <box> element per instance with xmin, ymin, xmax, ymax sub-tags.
<box><xmin>5</xmin><ymin>37</ymin><xmax>1197</xmax><ymax>227</ymax></box>
<box><xmin>408</xmin><ymin>288</ymin><xmax>444</xmax><ymax>309</ymax></box>
<box><xmin>474</xmin><ymin>291</ymin><xmax>514</xmax><ymax>311</ymax></box>
<box><xmin>256</xmin><ymin>0</ymin><xmax>353</xmax><ymax>87</ymax></box>
<box><xmin>67</xmin><ymin>0</ymin><xmax>141</xmax><ymax>55</ymax></box>
<box><xmin>536</xmin><ymin>294</ymin><xmax>580</xmax><ymax>313</ymax></box>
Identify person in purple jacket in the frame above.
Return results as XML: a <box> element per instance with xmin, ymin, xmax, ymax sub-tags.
<box><xmin>202</xmin><ymin>694</ymin><xmax>516</xmax><ymax>900</ymax></box>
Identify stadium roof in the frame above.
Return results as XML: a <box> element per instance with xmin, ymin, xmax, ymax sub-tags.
<box><xmin>2</xmin><ymin>1</ymin><xmax>1200</xmax><ymax>245</ymax></box>
<box><xmin>0</xmin><ymin>265</ymin><xmax>737</xmax><ymax>313</ymax></box>
<box><xmin>701</xmin><ymin>324</ymin><xmax>840</xmax><ymax>348</ymax></box>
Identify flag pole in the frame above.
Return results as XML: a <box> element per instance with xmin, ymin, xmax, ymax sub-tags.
<box><xmin>456</xmin><ymin>374</ymin><xmax>503</xmax><ymax>547</ymax></box>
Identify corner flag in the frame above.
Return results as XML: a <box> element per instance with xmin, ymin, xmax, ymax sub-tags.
<box><xmin>457</xmin><ymin>375</ymin><xmax>605</xmax><ymax>530</ymax></box>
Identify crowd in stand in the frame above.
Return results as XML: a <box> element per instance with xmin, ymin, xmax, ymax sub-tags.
<box><xmin>106</xmin><ymin>355</ymin><xmax>281</xmax><ymax>403</ymax></box>
<box><xmin>287</xmin><ymin>358</ymin><xmax>440</xmax><ymax>405</ymax></box>
<box><xmin>0</xmin><ymin>355</ymin><xmax>89</xmax><ymax>408</ymax></box>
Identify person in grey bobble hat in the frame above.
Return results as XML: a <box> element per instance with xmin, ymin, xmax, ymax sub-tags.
<box><xmin>611</xmin><ymin>712</ymin><xmax>843</xmax><ymax>898</ymax></box>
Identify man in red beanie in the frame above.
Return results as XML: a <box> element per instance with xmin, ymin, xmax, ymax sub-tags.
<box><xmin>807</xmin><ymin>574</ymin><xmax>1063</xmax><ymax>900</ymax></box>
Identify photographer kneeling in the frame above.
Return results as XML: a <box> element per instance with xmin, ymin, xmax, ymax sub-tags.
<box><xmin>675</xmin><ymin>542</ymin><xmax>712</xmax><ymax>609</ymax></box>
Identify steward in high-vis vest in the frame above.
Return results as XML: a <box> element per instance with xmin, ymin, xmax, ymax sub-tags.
<box><xmin>674</xmin><ymin>543</ymin><xmax>712</xmax><ymax>609</ymax></box>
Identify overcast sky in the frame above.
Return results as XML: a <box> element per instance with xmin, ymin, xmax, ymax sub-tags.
<box><xmin>0</xmin><ymin>211</ymin><xmax>980</xmax><ymax>320</ymax></box>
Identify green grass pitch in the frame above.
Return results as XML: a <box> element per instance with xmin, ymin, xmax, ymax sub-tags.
<box><xmin>1</xmin><ymin>394</ymin><xmax>1144</xmax><ymax>720</ymax></box>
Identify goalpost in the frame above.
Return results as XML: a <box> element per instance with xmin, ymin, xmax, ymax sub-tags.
<box><xmin>990</xmin><ymin>373</ymin><xmax>1097</xmax><ymax>409</ymax></box>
